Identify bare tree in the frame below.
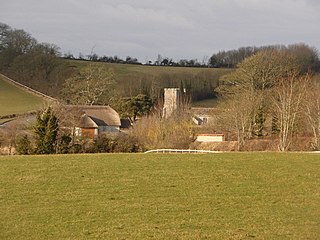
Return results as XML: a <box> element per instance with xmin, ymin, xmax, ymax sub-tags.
<box><xmin>217</xmin><ymin>90</ymin><xmax>263</xmax><ymax>150</ymax></box>
<box><xmin>303</xmin><ymin>81</ymin><xmax>320</xmax><ymax>150</ymax></box>
<box><xmin>217</xmin><ymin>50</ymin><xmax>298</xmax><ymax>150</ymax></box>
<box><xmin>272</xmin><ymin>73</ymin><xmax>310</xmax><ymax>151</ymax></box>
<box><xmin>0</xmin><ymin>119</ymin><xmax>26</xmax><ymax>155</ymax></box>
<box><xmin>62</xmin><ymin>64</ymin><xmax>115</xmax><ymax>105</ymax></box>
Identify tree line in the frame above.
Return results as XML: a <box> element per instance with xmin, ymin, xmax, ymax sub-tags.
<box><xmin>64</xmin><ymin>45</ymin><xmax>320</xmax><ymax>71</ymax></box>
<box><xmin>208</xmin><ymin>44</ymin><xmax>320</xmax><ymax>72</ymax></box>
<box><xmin>64</xmin><ymin>52</ymin><xmax>211</xmax><ymax>68</ymax></box>
<box><xmin>64</xmin><ymin>52</ymin><xmax>142</xmax><ymax>65</ymax></box>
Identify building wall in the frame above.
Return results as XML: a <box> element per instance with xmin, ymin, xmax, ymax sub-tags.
<box><xmin>81</xmin><ymin>128</ymin><xmax>96</xmax><ymax>139</ymax></box>
<box><xmin>196</xmin><ymin>134</ymin><xmax>225</xmax><ymax>142</ymax></box>
<box><xmin>98</xmin><ymin>126</ymin><xmax>120</xmax><ymax>134</ymax></box>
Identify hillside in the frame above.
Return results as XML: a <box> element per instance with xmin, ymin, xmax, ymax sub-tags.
<box><xmin>0</xmin><ymin>75</ymin><xmax>48</xmax><ymax>121</ymax></box>
<box><xmin>63</xmin><ymin>59</ymin><xmax>232</xmax><ymax>102</ymax></box>
<box><xmin>0</xmin><ymin>60</ymin><xmax>231</xmax><ymax>120</ymax></box>
<box><xmin>66</xmin><ymin>59</ymin><xmax>231</xmax><ymax>78</ymax></box>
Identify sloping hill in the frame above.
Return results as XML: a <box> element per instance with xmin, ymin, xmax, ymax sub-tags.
<box><xmin>0</xmin><ymin>74</ymin><xmax>49</xmax><ymax>120</ymax></box>
<box><xmin>65</xmin><ymin>60</ymin><xmax>232</xmax><ymax>101</ymax></box>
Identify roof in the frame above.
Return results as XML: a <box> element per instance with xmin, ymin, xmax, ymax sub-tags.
<box><xmin>66</xmin><ymin>105</ymin><xmax>121</xmax><ymax>128</ymax></box>
<box><xmin>120</xmin><ymin>118</ymin><xmax>132</xmax><ymax>129</ymax></box>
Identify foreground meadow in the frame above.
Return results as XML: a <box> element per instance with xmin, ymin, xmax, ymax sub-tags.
<box><xmin>0</xmin><ymin>153</ymin><xmax>319</xmax><ymax>239</ymax></box>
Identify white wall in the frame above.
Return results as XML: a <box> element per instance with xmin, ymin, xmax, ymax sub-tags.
<box><xmin>196</xmin><ymin>135</ymin><xmax>224</xmax><ymax>142</ymax></box>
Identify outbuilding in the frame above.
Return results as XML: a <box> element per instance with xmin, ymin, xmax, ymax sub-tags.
<box><xmin>196</xmin><ymin>134</ymin><xmax>225</xmax><ymax>142</ymax></box>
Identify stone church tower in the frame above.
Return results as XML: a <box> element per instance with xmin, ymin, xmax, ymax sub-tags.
<box><xmin>163</xmin><ymin>88</ymin><xmax>180</xmax><ymax>118</ymax></box>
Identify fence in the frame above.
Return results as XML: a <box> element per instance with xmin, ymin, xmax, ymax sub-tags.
<box><xmin>144</xmin><ymin>149</ymin><xmax>219</xmax><ymax>154</ymax></box>
<box><xmin>0</xmin><ymin>73</ymin><xmax>58</xmax><ymax>102</ymax></box>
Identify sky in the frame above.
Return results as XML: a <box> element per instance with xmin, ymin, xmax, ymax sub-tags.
<box><xmin>1</xmin><ymin>0</ymin><xmax>319</xmax><ymax>62</ymax></box>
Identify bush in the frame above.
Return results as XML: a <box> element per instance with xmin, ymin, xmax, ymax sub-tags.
<box><xmin>113</xmin><ymin>134</ymin><xmax>144</xmax><ymax>153</ymax></box>
<box><xmin>131</xmin><ymin>113</ymin><xmax>194</xmax><ymax>150</ymax></box>
<box><xmin>90</xmin><ymin>135</ymin><xmax>115</xmax><ymax>153</ymax></box>
<box><xmin>56</xmin><ymin>134</ymin><xmax>72</xmax><ymax>154</ymax></box>
<box><xmin>15</xmin><ymin>135</ymin><xmax>32</xmax><ymax>155</ymax></box>
<box><xmin>86</xmin><ymin>133</ymin><xmax>143</xmax><ymax>153</ymax></box>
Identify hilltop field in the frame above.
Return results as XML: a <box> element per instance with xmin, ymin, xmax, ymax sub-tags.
<box><xmin>0</xmin><ymin>152</ymin><xmax>319</xmax><ymax>239</ymax></box>
<box><xmin>64</xmin><ymin>59</ymin><xmax>231</xmax><ymax>102</ymax></box>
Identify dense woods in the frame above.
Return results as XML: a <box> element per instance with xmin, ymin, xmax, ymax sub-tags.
<box><xmin>0</xmin><ymin>23</ymin><xmax>67</xmax><ymax>96</ymax></box>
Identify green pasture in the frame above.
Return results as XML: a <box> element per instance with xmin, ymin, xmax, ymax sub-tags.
<box><xmin>0</xmin><ymin>76</ymin><xmax>45</xmax><ymax>117</ymax></box>
<box><xmin>0</xmin><ymin>153</ymin><xmax>319</xmax><ymax>239</ymax></box>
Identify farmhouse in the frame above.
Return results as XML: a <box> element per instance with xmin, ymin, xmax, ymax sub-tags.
<box><xmin>66</xmin><ymin>105</ymin><xmax>121</xmax><ymax>139</ymax></box>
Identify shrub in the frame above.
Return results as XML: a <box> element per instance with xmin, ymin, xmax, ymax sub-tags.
<box><xmin>131</xmin><ymin>113</ymin><xmax>194</xmax><ymax>150</ymax></box>
<box><xmin>56</xmin><ymin>134</ymin><xmax>72</xmax><ymax>154</ymax></box>
<box><xmin>85</xmin><ymin>133</ymin><xmax>143</xmax><ymax>153</ymax></box>
<box><xmin>113</xmin><ymin>134</ymin><xmax>144</xmax><ymax>153</ymax></box>
<box><xmin>16</xmin><ymin>135</ymin><xmax>32</xmax><ymax>155</ymax></box>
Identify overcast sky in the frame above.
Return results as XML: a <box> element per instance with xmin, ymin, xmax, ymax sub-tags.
<box><xmin>1</xmin><ymin>0</ymin><xmax>319</xmax><ymax>62</ymax></box>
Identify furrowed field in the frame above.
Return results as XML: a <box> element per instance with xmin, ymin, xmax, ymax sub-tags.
<box><xmin>0</xmin><ymin>153</ymin><xmax>319</xmax><ymax>239</ymax></box>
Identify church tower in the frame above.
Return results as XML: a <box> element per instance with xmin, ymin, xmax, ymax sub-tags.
<box><xmin>162</xmin><ymin>88</ymin><xmax>180</xmax><ymax>118</ymax></box>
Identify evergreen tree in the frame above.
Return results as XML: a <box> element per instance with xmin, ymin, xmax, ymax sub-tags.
<box><xmin>118</xmin><ymin>94</ymin><xmax>153</xmax><ymax>123</ymax></box>
<box><xmin>34</xmin><ymin>107</ymin><xmax>59</xmax><ymax>154</ymax></box>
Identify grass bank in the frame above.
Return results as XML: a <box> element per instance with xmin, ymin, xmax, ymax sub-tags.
<box><xmin>0</xmin><ymin>75</ymin><xmax>45</xmax><ymax>117</ymax></box>
<box><xmin>0</xmin><ymin>153</ymin><xmax>319</xmax><ymax>239</ymax></box>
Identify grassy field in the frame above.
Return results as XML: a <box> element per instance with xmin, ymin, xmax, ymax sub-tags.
<box><xmin>0</xmin><ymin>76</ymin><xmax>45</xmax><ymax>117</ymax></box>
<box><xmin>0</xmin><ymin>153</ymin><xmax>319</xmax><ymax>239</ymax></box>
<box><xmin>67</xmin><ymin>60</ymin><xmax>231</xmax><ymax>76</ymax></box>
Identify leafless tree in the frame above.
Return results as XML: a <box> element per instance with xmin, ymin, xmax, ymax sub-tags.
<box><xmin>0</xmin><ymin>119</ymin><xmax>26</xmax><ymax>155</ymax></box>
<box><xmin>272</xmin><ymin>73</ymin><xmax>310</xmax><ymax>151</ymax></box>
<box><xmin>303</xmin><ymin>80</ymin><xmax>320</xmax><ymax>150</ymax></box>
<box><xmin>62</xmin><ymin>64</ymin><xmax>115</xmax><ymax>105</ymax></box>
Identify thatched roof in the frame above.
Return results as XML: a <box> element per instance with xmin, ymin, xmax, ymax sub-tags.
<box><xmin>66</xmin><ymin>105</ymin><xmax>121</xmax><ymax>128</ymax></box>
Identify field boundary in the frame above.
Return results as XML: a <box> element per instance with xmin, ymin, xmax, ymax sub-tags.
<box><xmin>144</xmin><ymin>149</ymin><xmax>220</xmax><ymax>154</ymax></box>
<box><xmin>0</xmin><ymin>73</ymin><xmax>58</xmax><ymax>102</ymax></box>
